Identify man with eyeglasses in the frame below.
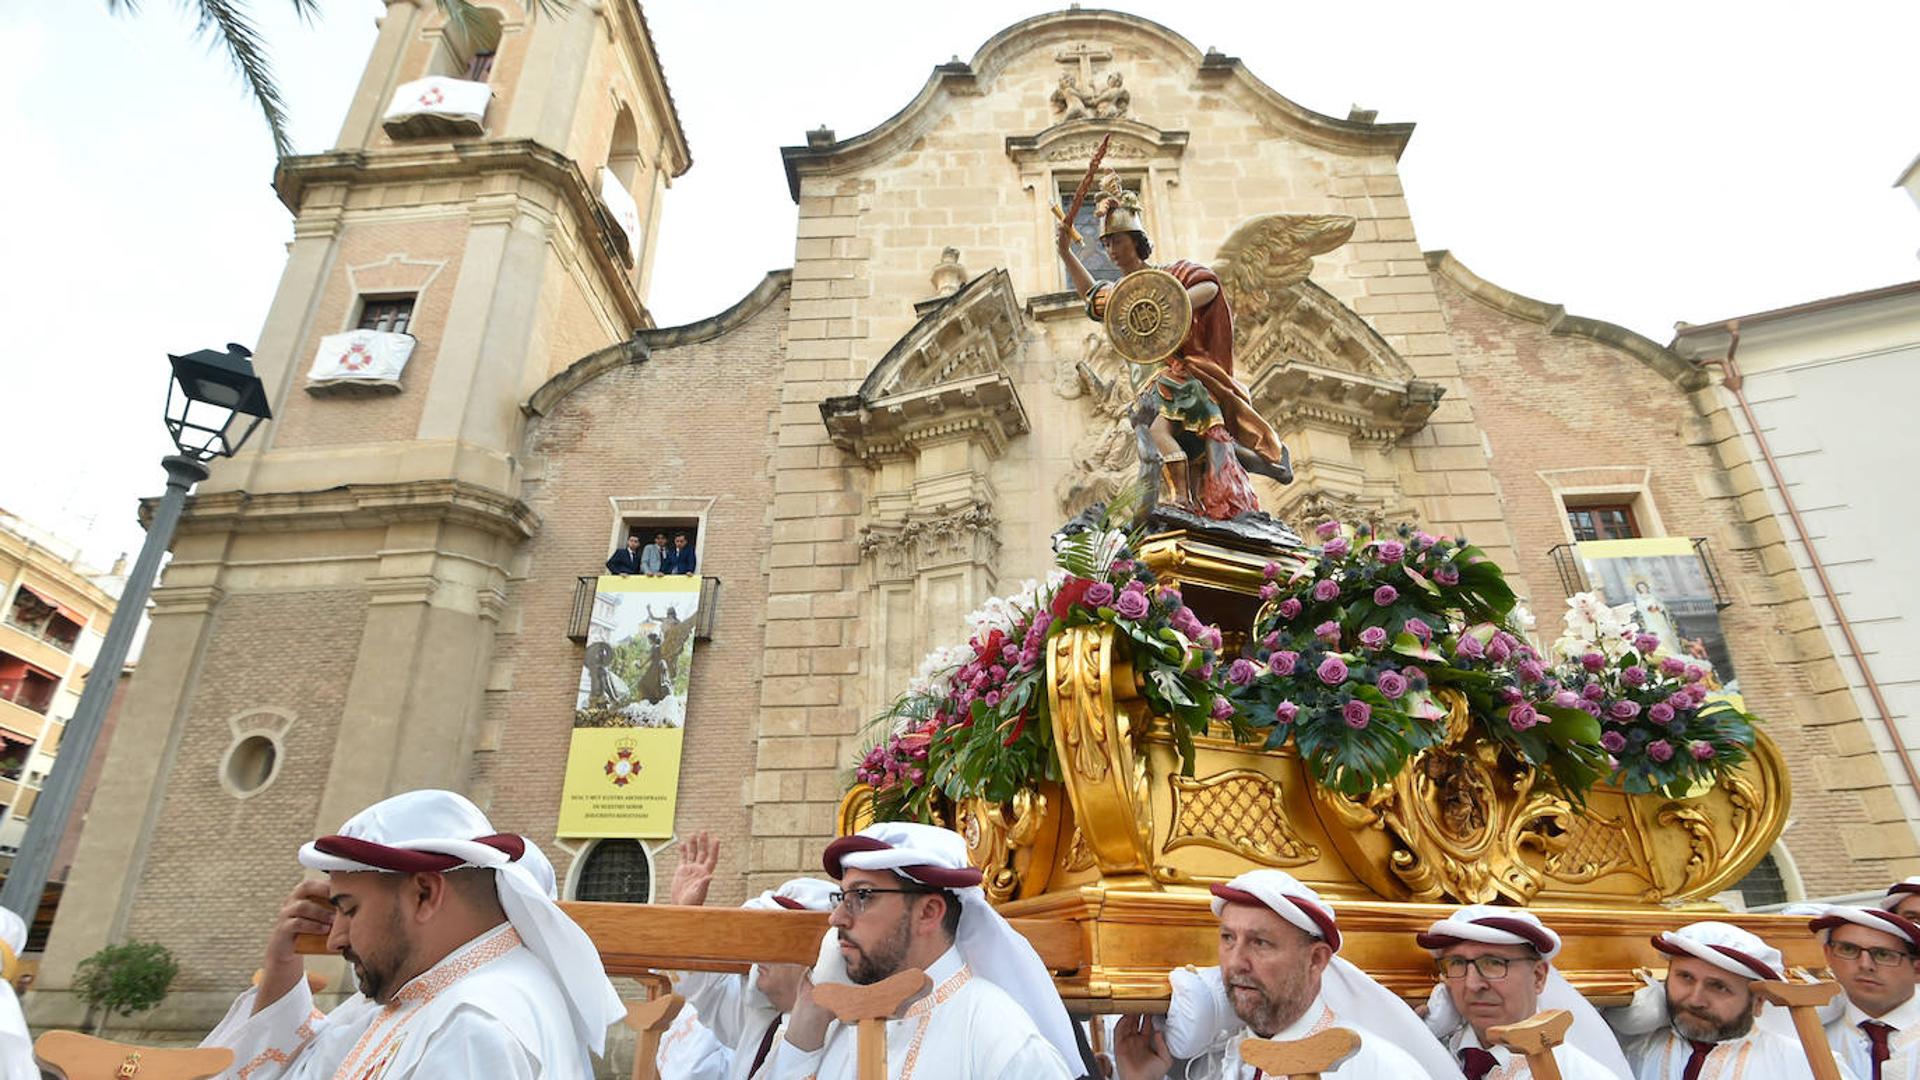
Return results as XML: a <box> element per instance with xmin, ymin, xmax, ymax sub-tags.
<box><xmin>1604</xmin><ymin>921</ymin><xmax>1854</xmax><ymax>1080</ymax></box>
<box><xmin>1118</xmin><ymin>869</ymin><xmax>1460</xmax><ymax>1080</ymax></box>
<box><xmin>767</xmin><ymin>822</ymin><xmax>1082</xmax><ymax>1079</ymax></box>
<box><xmin>1417</xmin><ymin>906</ymin><xmax>1630</xmax><ymax>1079</ymax></box>
<box><xmin>1880</xmin><ymin>879</ymin><xmax>1920</xmax><ymax>926</ymax></box>
<box><xmin>1811</xmin><ymin>907</ymin><xmax>1920</xmax><ymax>1080</ymax></box>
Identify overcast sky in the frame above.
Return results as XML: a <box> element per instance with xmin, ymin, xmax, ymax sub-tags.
<box><xmin>2</xmin><ymin>2</ymin><xmax>1916</xmax><ymax>570</ymax></box>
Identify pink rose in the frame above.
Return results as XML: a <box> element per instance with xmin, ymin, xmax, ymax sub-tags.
<box><xmin>1508</xmin><ymin>701</ymin><xmax>1541</xmax><ymax>731</ymax></box>
<box><xmin>1317</xmin><ymin>655</ymin><xmax>1349</xmax><ymax>685</ymax></box>
<box><xmin>1582</xmin><ymin>682</ymin><xmax>1606</xmax><ymax>701</ymax></box>
<box><xmin>1608</xmin><ymin>700</ymin><xmax>1641</xmax><ymax>720</ymax></box>
<box><xmin>1433</xmin><ymin>565</ymin><xmax>1460</xmax><ymax>586</ymax></box>
<box><xmin>1684</xmin><ymin>666</ymin><xmax>1706</xmax><ymax>684</ymax></box>
<box><xmin>1209</xmin><ymin>696</ymin><xmax>1236</xmax><ymax>721</ymax></box>
<box><xmin>1277</xmin><ymin>598</ymin><xmax>1302</xmax><ymax>620</ymax></box>
<box><xmin>1268</xmin><ymin>651</ymin><xmax>1299</xmax><ymax>676</ymax></box>
<box><xmin>1413</xmin><ymin>531</ymin><xmax>1437</xmax><ymax>550</ymax></box>
<box><xmin>1633</xmin><ymin>633</ymin><xmax>1661</xmax><ymax>654</ymax></box>
<box><xmin>1314</xmin><ymin>620</ymin><xmax>1341</xmax><ymax>645</ymax></box>
<box><xmin>1112</xmin><ymin>590</ymin><xmax>1149</xmax><ymax>620</ymax></box>
<box><xmin>1358</xmin><ymin>626</ymin><xmax>1388</xmax><ymax>650</ymax></box>
<box><xmin>1553</xmin><ymin>689</ymin><xmax>1581</xmax><ymax>709</ymax></box>
<box><xmin>1580</xmin><ymin>652</ymin><xmax>1606</xmax><ymax>672</ymax></box>
<box><xmin>1378</xmin><ymin>541</ymin><xmax>1406</xmax><ymax>563</ymax></box>
<box><xmin>1316</xmin><ymin>521</ymin><xmax>1340</xmax><ymax>539</ymax></box>
<box><xmin>1649</xmin><ymin>703</ymin><xmax>1675</xmax><ymax>724</ymax></box>
<box><xmin>1455</xmin><ymin>635</ymin><xmax>1485</xmax><ymax>660</ymax></box>
<box><xmin>1086</xmin><ymin>581</ymin><xmax>1115</xmax><ymax>607</ymax></box>
<box><xmin>1690</xmin><ymin>741</ymin><xmax>1716</xmax><ymax>761</ymax></box>
<box><xmin>1659</xmin><ymin>656</ymin><xmax>1687</xmax><ymax>677</ymax></box>
<box><xmin>1323</xmin><ymin>537</ymin><xmax>1350</xmax><ymax>557</ymax></box>
<box><xmin>1517</xmin><ymin>659</ymin><xmax>1546</xmax><ymax>683</ymax></box>
<box><xmin>1259</xmin><ymin>583</ymin><xmax>1280</xmax><ymax>601</ymax></box>
<box><xmin>1227</xmin><ymin>658</ymin><xmax>1259</xmax><ymax>687</ymax></box>
<box><xmin>1601</xmin><ymin>730</ymin><xmax>1626</xmax><ymax>752</ymax></box>
<box><xmin>1342</xmin><ymin>699</ymin><xmax>1372</xmax><ymax>729</ymax></box>
<box><xmin>1275</xmin><ymin>701</ymin><xmax>1299</xmax><ymax>724</ymax></box>
<box><xmin>1647</xmin><ymin>739</ymin><xmax>1674</xmax><ymax>763</ymax></box>
<box><xmin>1373</xmin><ymin>585</ymin><xmax>1399</xmax><ymax>606</ymax></box>
<box><xmin>1404</xmin><ymin>617</ymin><xmax>1432</xmax><ymax>642</ymax></box>
<box><xmin>1312</xmin><ymin>579</ymin><xmax>1340</xmax><ymax>602</ymax></box>
<box><xmin>1622</xmin><ymin>665</ymin><xmax>1648</xmax><ymax>687</ymax></box>
<box><xmin>1376</xmin><ymin>670</ymin><xmax>1408</xmax><ymax>699</ymax></box>
<box><xmin>1263</xmin><ymin>561</ymin><xmax>1281</xmax><ymax>580</ymax></box>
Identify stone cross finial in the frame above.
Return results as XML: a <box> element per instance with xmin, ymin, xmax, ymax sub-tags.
<box><xmin>1055</xmin><ymin>42</ymin><xmax>1112</xmax><ymax>86</ymax></box>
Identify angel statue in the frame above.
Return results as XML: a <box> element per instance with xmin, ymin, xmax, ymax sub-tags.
<box><xmin>1055</xmin><ymin>175</ymin><xmax>1354</xmax><ymax>521</ymax></box>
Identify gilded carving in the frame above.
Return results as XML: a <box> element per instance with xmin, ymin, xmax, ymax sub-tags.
<box><xmin>1166</xmin><ymin>769</ymin><xmax>1319</xmax><ymax>866</ymax></box>
<box><xmin>958</xmin><ymin>789</ymin><xmax>1050</xmax><ymax>904</ymax></box>
<box><xmin>1053</xmin><ymin>629</ymin><xmax>1114</xmax><ymax>782</ymax></box>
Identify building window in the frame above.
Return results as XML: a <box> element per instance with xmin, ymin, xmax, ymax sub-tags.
<box><xmin>222</xmin><ymin>734</ymin><xmax>281</xmax><ymax>797</ymax></box>
<box><xmin>573</xmin><ymin>839</ymin><xmax>653</xmax><ymax>903</ymax></box>
<box><xmin>464</xmin><ymin>51</ymin><xmax>496</xmax><ymax>82</ymax></box>
<box><xmin>1058</xmin><ymin>176</ymin><xmax>1142</xmax><ymax>288</ymax></box>
<box><xmin>1731</xmin><ymin>852</ymin><xmax>1788</xmax><ymax>908</ymax></box>
<box><xmin>429</xmin><ymin>6</ymin><xmax>504</xmax><ymax>82</ymax></box>
<box><xmin>357</xmin><ymin>296</ymin><xmax>416</xmax><ymax>336</ymax></box>
<box><xmin>0</xmin><ymin>655</ymin><xmax>57</xmax><ymax>716</ymax></box>
<box><xmin>1567</xmin><ymin>503</ymin><xmax>1640</xmax><ymax>542</ymax></box>
<box><xmin>5</xmin><ymin>587</ymin><xmax>84</xmax><ymax>653</ymax></box>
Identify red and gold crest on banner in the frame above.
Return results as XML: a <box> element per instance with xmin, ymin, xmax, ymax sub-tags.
<box><xmin>604</xmin><ymin>737</ymin><xmax>641</xmax><ymax>786</ymax></box>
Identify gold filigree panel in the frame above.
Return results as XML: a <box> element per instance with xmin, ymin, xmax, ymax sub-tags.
<box><xmin>1166</xmin><ymin>769</ymin><xmax>1319</xmax><ymax>867</ymax></box>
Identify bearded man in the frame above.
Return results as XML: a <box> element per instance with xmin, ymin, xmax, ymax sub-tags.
<box><xmin>1606</xmin><ymin>921</ymin><xmax>1855</xmax><ymax>1080</ymax></box>
<box><xmin>201</xmin><ymin>789</ymin><xmax>623</xmax><ymax>1078</ymax></box>
<box><xmin>1116</xmin><ymin>870</ymin><xmax>1458</xmax><ymax>1080</ymax></box>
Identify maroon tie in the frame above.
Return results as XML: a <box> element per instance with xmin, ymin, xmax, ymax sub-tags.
<box><xmin>1862</xmin><ymin>1020</ymin><xmax>1895</xmax><ymax>1080</ymax></box>
<box><xmin>747</xmin><ymin>1016</ymin><xmax>783</xmax><ymax>1076</ymax></box>
<box><xmin>1460</xmin><ymin>1047</ymin><xmax>1499</xmax><ymax>1080</ymax></box>
<box><xmin>1682</xmin><ymin>1040</ymin><xmax>1716</xmax><ymax>1080</ymax></box>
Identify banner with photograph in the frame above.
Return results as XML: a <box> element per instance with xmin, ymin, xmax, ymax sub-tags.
<box><xmin>557</xmin><ymin>575</ymin><xmax>701</xmax><ymax>838</ymax></box>
<box><xmin>1576</xmin><ymin>537</ymin><xmax>1739</xmax><ymax>699</ymax></box>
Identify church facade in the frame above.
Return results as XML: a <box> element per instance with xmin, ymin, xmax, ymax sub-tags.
<box><xmin>32</xmin><ymin>4</ymin><xmax>1918</xmax><ymax>1034</ymax></box>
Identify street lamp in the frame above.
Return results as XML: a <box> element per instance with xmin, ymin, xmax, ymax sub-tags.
<box><xmin>0</xmin><ymin>344</ymin><xmax>272</xmax><ymax>924</ymax></box>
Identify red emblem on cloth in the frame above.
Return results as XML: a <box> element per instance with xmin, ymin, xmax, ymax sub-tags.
<box><xmin>418</xmin><ymin>85</ymin><xmax>445</xmax><ymax>107</ymax></box>
<box><xmin>604</xmin><ymin>742</ymin><xmax>640</xmax><ymax>786</ymax></box>
<box><xmin>337</xmin><ymin>341</ymin><xmax>374</xmax><ymax>372</ymax></box>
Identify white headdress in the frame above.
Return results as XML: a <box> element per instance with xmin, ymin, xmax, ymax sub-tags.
<box><xmin>1418</xmin><ymin>905</ymin><xmax>1634</xmax><ymax>1078</ymax></box>
<box><xmin>297</xmin><ymin>789</ymin><xmax>625</xmax><ymax>1057</ymax></box>
<box><xmin>820</xmin><ymin>823</ymin><xmax>1082</xmax><ymax>1073</ymax></box>
<box><xmin>1209</xmin><ymin>871</ymin><xmax>1465</xmax><ymax>1080</ymax></box>
<box><xmin>1879</xmin><ymin>878</ymin><xmax>1920</xmax><ymax>912</ymax></box>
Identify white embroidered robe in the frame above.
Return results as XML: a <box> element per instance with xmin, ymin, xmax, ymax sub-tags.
<box><xmin>203</xmin><ymin>924</ymin><xmax>596</xmax><ymax>1079</ymax></box>
<box><xmin>678</xmin><ymin>969</ymin><xmax>786</xmax><ymax>1080</ymax></box>
<box><xmin>1618</xmin><ymin>1025</ymin><xmax>1859</xmax><ymax>1080</ymax></box>
<box><xmin>0</xmin><ymin>980</ymin><xmax>35</xmax><ymax>1080</ymax></box>
<box><xmin>1215</xmin><ymin>997</ymin><xmax>1428</xmax><ymax>1080</ymax></box>
<box><xmin>658</xmin><ymin>1003</ymin><xmax>733</xmax><ymax>1080</ymax></box>
<box><xmin>1825</xmin><ymin>994</ymin><xmax>1920</xmax><ymax>1080</ymax></box>
<box><xmin>1448</xmin><ymin>1024</ymin><xmax>1628</xmax><ymax>1080</ymax></box>
<box><xmin>765</xmin><ymin>947</ymin><xmax>1073</xmax><ymax>1080</ymax></box>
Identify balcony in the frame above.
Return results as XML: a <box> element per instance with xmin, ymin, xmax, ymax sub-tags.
<box><xmin>382</xmin><ymin>76</ymin><xmax>492</xmax><ymax>139</ymax></box>
<box><xmin>0</xmin><ymin>700</ymin><xmax>44</xmax><ymax>746</ymax></box>
<box><xmin>307</xmin><ymin>329</ymin><xmax>417</xmax><ymax>397</ymax></box>
<box><xmin>1545</xmin><ymin>536</ymin><xmax>1732</xmax><ymax>610</ymax></box>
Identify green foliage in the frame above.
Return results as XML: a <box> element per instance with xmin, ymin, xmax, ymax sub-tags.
<box><xmin>74</xmin><ymin>940</ymin><xmax>179</xmax><ymax>1019</ymax></box>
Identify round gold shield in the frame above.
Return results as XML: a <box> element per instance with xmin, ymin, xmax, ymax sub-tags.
<box><xmin>1103</xmin><ymin>268</ymin><xmax>1192</xmax><ymax>366</ymax></box>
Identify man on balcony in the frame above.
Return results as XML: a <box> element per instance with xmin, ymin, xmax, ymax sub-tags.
<box><xmin>607</xmin><ymin>533</ymin><xmax>646</xmax><ymax>576</ymax></box>
<box><xmin>1810</xmin><ymin>907</ymin><xmax>1920</xmax><ymax>1080</ymax></box>
<box><xmin>1118</xmin><ymin>869</ymin><xmax>1461</xmax><ymax>1080</ymax></box>
<box><xmin>1417</xmin><ymin>906</ymin><xmax>1629</xmax><ymax>1079</ymax></box>
<box><xmin>664</xmin><ymin>531</ymin><xmax>698</xmax><ymax>576</ymax></box>
<box><xmin>1605</xmin><ymin>921</ymin><xmax>1855</xmax><ymax>1080</ymax></box>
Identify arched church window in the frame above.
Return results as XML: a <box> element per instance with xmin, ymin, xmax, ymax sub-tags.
<box><xmin>573</xmin><ymin>839</ymin><xmax>653</xmax><ymax>903</ymax></box>
<box><xmin>429</xmin><ymin>7</ymin><xmax>504</xmax><ymax>83</ymax></box>
<box><xmin>1058</xmin><ymin>174</ymin><xmax>1142</xmax><ymax>288</ymax></box>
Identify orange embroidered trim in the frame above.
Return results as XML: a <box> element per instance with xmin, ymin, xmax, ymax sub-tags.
<box><xmin>237</xmin><ymin>1048</ymin><xmax>291</xmax><ymax>1079</ymax></box>
<box><xmin>332</xmin><ymin>926</ymin><xmax>523</xmax><ymax>1079</ymax></box>
<box><xmin>896</xmin><ymin>964</ymin><xmax>974</xmax><ymax>1080</ymax></box>
<box><xmin>1658</xmin><ymin>1037</ymin><xmax>1754</xmax><ymax>1080</ymax></box>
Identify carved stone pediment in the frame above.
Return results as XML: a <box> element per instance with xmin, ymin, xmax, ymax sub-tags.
<box><xmin>822</xmin><ymin>269</ymin><xmax>1029</xmax><ymax>461</ymax></box>
<box><xmin>1005</xmin><ymin>117</ymin><xmax>1188</xmax><ymax>169</ymax></box>
<box><xmin>1238</xmin><ymin>282</ymin><xmax>1443</xmax><ymax>445</ymax></box>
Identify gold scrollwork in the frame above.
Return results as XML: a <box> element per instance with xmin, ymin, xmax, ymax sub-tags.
<box><xmin>1655</xmin><ymin>801</ymin><xmax>1720</xmax><ymax>895</ymax></box>
<box><xmin>1166</xmin><ymin>769</ymin><xmax>1320</xmax><ymax>866</ymax></box>
<box><xmin>1053</xmin><ymin>630</ymin><xmax>1113</xmax><ymax>783</ymax></box>
<box><xmin>958</xmin><ymin>789</ymin><xmax>1053</xmax><ymax>904</ymax></box>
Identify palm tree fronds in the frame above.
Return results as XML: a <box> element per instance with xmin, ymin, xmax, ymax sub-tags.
<box><xmin>185</xmin><ymin>0</ymin><xmax>295</xmax><ymax>158</ymax></box>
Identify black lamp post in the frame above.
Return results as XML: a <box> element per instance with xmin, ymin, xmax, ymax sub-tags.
<box><xmin>0</xmin><ymin>345</ymin><xmax>272</xmax><ymax>924</ymax></box>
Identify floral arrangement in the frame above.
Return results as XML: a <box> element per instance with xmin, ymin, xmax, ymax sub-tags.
<box><xmin>1221</xmin><ymin>521</ymin><xmax>1609</xmax><ymax>798</ymax></box>
<box><xmin>1533</xmin><ymin>592</ymin><xmax>1758</xmax><ymax>794</ymax></box>
<box><xmin>856</xmin><ymin>511</ymin><xmax>1236</xmax><ymax>822</ymax></box>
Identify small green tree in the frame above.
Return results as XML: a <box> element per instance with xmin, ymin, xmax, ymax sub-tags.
<box><xmin>74</xmin><ymin>941</ymin><xmax>178</xmax><ymax>1032</ymax></box>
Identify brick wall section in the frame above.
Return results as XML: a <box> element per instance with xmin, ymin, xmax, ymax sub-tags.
<box><xmin>476</xmin><ymin>283</ymin><xmax>790</xmax><ymax>906</ymax></box>
<box><xmin>1430</xmin><ymin>269</ymin><xmax>1920</xmax><ymax>892</ymax></box>
<box><xmin>124</xmin><ymin>590</ymin><xmax>367</xmax><ymax>991</ymax></box>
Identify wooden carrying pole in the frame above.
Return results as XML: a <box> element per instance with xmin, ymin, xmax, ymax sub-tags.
<box><xmin>1752</xmin><ymin>980</ymin><xmax>1844</xmax><ymax>1080</ymax></box>
<box><xmin>1236</xmin><ymin>1027</ymin><xmax>1361</xmax><ymax>1080</ymax></box>
<box><xmin>810</xmin><ymin>969</ymin><xmax>931</xmax><ymax>1080</ymax></box>
<box><xmin>1486</xmin><ymin>1008</ymin><xmax>1574</xmax><ymax>1080</ymax></box>
<box><xmin>624</xmin><ymin>993</ymin><xmax>685</xmax><ymax>1080</ymax></box>
<box><xmin>33</xmin><ymin>1031</ymin><xmax>234</xmax><ymax>1080</ymax></box>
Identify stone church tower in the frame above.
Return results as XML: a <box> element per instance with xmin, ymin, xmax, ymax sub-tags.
<box><xmin>33</xmin><ymin>0</ymin><xmax>687</xmax><ymax>1028</ymax></box>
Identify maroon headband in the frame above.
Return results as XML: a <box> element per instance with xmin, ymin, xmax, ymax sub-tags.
<box><xmin>312</xmin><ymin>832</ymin><xmax>526</xmax><ymax>873</ymax></box>
<box><xmin>1811</xmin><ymin>910</ymin><xmax>1920</xmax><ymax>950</ymax></box>
<box><xmin>772</xmin><ymin>895</ymin><xmax>808</xmax><ymax>911</ymax></box>
<box><xmin>1651</xmin><ymin>935</ymin><xmax>1781</xmax><ymax>981</ymax></box>
<box><xmin>1415</xmin><ymin>916</ymin><xmax>1556</xmax><ymax>956</ymax></box>
<box><xmin>1891</xmin><ymin>882</ymin><xmax>1920</xmax><ymax>898</ymax></box>
<box><xmin>821</xmin><ymin>835</ymin><xmax>984</xmax><ymax>890</ymax></box>
<box><xmin>1210</xmin><ymin>883</ymin><xmax>1343</xmax><ymax>952</ymax></box>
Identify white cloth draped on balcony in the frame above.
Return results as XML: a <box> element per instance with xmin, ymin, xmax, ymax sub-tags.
<box><xmin>309</xmin><ymin>329</ymin><xmax>416</xmax><ymax>384</ymax></box>
<box><xmin>383</xmin><ymin>76</ymin><xmax>492</xmax><ymax>134</ymax></box>
<box><xmin>598</xmin><ymin>168</ymin><xmax>643</xmax><ymax>261</ymax></box>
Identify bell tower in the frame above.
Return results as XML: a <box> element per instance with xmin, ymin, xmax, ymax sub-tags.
<box><xmin>32</xmin><ymin>0</ymin><xmax>688</xmax><ymax>1031</ymax></box>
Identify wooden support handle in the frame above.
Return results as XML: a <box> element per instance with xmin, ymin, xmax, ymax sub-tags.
<box><xmin>1237</xmin><ymin>1027</ymin><xmax>1361</xmax><ymax>1080</ymax></box>
<box><xmin>1751</xmin><ymin>981</ymin><xmax>1844</xmax><ymax>1080</ymax></box>
<box><xmin>1487</xmin><ymin>1009</ymin><xmax>1574</xmax><ymax>1080</ymax></box>
<box><xmin>812</xmin><ymin>970</ymin><xmax>932</xmax><ymax>1080</ymax></box>
<box><xmin>624</xmin><ymin>994</ymin><xmax>685</xmax><ymax>1080</ymax></box>
<box><xmin>33</xmin><ymin>1031</ymin><xmax>235</xmax><ymax>1080</ymax></box>
<box><xmin>250</xmin><ymin>968</ymin><xmax>329</xmax><ymax>993</ymax></box>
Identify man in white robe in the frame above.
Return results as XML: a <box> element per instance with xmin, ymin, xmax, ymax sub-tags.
<box><xmin>0</xmin><ymin>908</ymin><xmax>34</xmax><ymax>1080</ymax></box>
<box><xmin>1605</xmin><ymin>921</ymin><xmax>1856</xmax><ymax>1080</ymax></box>
<box><xmin>1810</xmin><ymin>907</ymin><xmax>1920</xmax><ymax>1080</ymax></box>
<box><xmin>768</xmin><ymin>822</ymin><xmax>1081</xmax><ymax>1079</ymax></box>
<box><xmin>202</xmin><ymin>789</ymin><xmax>625</xmax><ymax>1079</ymax></box>
<box><xmin>665</xmin><ymin>830</ymin><xmax>839</xmax><ymax>1079</ymax></box>
<box><xmin>1116</xmin><ymin>869</ymin><xmax>1460</xmax><ymax>1080</ymax></box>
<box><xmin>658</xmin><ymin>1002</ymin><xmax>733</xmax><ymax>1080</ymax></box>
<box><xmin>1418</xmin><ymin>905</ymin><xmax>1628</xmax><ymax>1079</ymax></box>
<box><xmin>1879</xmin><ymin>882</ymin><xmax>1920</xmax><ymax>927</ymax></box>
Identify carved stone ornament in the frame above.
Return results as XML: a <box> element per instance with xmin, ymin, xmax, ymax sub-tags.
<box><xmin>858</xmin><ymin>502</ymin><xmax>1001</xmax><ymax>578</ymax></box>
<box><xmin>1050</xmin><ymin>43</ymin><xmax>1130</xmax><ymax>121</ymax></box>
<box><xmin>929</xmin><ymin>247</ymin><xmax>968</xmax><ymax>298</ymax></box>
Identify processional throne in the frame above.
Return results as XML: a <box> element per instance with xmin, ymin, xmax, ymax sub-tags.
<box><xmin>835</xmin><ymin>519</ymin><xmax>1801</xmax><ymax>1009</ymax></box>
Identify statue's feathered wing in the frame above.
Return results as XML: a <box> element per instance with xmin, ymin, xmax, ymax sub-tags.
<box><xmin>1212</xmin><ymin>214</ymin><xmax>1358</xmax><ymax>317</ymax></box>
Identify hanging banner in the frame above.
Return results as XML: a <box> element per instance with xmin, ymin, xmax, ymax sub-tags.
<box><xmin>1576</xmin><ymin>537</ymin><xmax>1740</xmax><ymax>699</ymax></box>
<box><xmin>557</xmin><ymin>575</ymin><xmax>701</xmax><ymax>838</ymax></box>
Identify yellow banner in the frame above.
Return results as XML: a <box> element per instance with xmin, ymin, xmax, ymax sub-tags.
<box><xmin>556</xmin><ymin>727</ymin><xmax>684</xmax><ymax>838</ymax></box>
<box><xmin>557</xmin><ymin>574</ymin><xmax>701</xmax><ymax>838</ymax></box>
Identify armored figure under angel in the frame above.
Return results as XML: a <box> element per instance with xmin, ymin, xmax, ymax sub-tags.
<box><xmin>1056</xmin><ymin>175</ymin><xmax>1353</xmax><ymax>521</ymax></box>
